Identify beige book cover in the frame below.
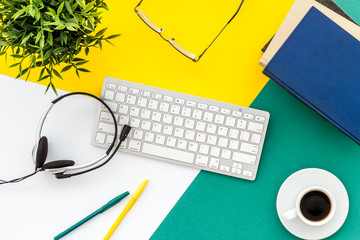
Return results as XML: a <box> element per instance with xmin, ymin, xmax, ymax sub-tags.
<box><xmin>259</xmin><ymin>0</ymin><xmax>360</xmax><ymax>67</ymax></box>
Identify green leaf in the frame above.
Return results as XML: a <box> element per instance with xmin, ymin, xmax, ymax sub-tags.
<box><xmin>75</xmin><ymin>0</ymin><xmax>85</xmax><ymax>8</ymax></box>
<box><xmin>75</xmin><ymin>69</ymin><xmax>80</xmax><ymax>78</ymax></box>
<box><xmin>95</xmin><ymin>27</ymin><xmax>107</xmax><ymax>37</ymax></box>
<box><xmin>52</xmin><ymin>68</ymin><xmax>63</xmax><ymax>80</ymax></box>
<box><xmin>9</xmin><ymin>63</ymin><xmax>20</xmax><ymax>68</ymax></box>
<box><xmin>75</xmin><ymin>60</ymin><xmax>89</xmax><ymax>66</ymax></box>
<box><xmin>77</xmin><ymin>68</ymin><xmax>90</xmax><ymax>72</ymax></box>
<box><xmin>57</xmin><ymin>2</ymin><xmax>65</xmax><ymax>15</ymax></box>
<box><xmin>47</xmin><ymin>32</ymin><xmax>53</xmax><ymax>46</ymax></box>
<box><xmin>65</xmin><ymin>1</ymin><xmax>73</xmax><ymax>15</ymax></box>
<box><xmin>12</xmin><ymin>9</ymin><xmax>25</xmax><ymax>20</ymax></box>
<box><xmin>85</xmin><ymin>47</ymin><xmax>89</xmax><ymax>56</ymax></box>
<box><xmin>10</xmin><ymin>54</ymin><xmax>24</xmax><ymax>58</ymax></box>
<box><xmin>98</xmin><ymin>39</ymin><xmax>102</xmax><ymax>50</ymax></box>
<box><xmin>106</xmin><ymin>34</ymin><xmax>121</xmax><ymax>40</ymax></box>
<box><xmin>50</xmin><ymin>82</ymin><xmax>58</xmax><ymax>95</ymax></box>
<box><xmin>72</xmin><ymin>58</ymin><xmax>85</xmax><ymax>62</ymax></box>
<box><xmin>45</xmin><ymin>83</ymin><xmax>51</xmax><ymax>93</ymax></box>
<box><xmin>61</xmin><ymin>65</ymin><xmax>72</xmax><ymax>72</ymax></box>
<box><xmin>38</xmin><ymin>75</ymin><xmax>50</xmax><ymax>82</ymax></box>
<box><xmin>83</xmin><ymin>1</ymin><xmax>95</xmax><ymax>13</ymax></box>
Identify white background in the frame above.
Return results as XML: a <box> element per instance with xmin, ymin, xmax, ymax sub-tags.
<box><xmin>0</xmin><ymin>74</ymin><xmax>199</xmax><ymax>240</ymax></box>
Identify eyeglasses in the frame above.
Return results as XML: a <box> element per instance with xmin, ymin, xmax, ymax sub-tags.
<box><xmin>134</xmin><ymin>0</ymin><xmax>245</xmax><ymax>62</ymax></box>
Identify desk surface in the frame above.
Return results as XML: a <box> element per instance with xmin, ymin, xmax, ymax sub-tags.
<box><xmin>0</xmin><ymin>0</ymin><xmax>359</xmax><ymax>239</ymax></box>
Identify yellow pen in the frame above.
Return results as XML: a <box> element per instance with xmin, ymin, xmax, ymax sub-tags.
<box><xmin>103</xmin><ymin>179</ymin><xmax>149</xmax><ymax>240</ymax></box>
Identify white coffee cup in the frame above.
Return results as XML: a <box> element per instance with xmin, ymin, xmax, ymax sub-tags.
<box><xmin>282</xmin><ymin>186</ymin><xmax>336</xmax><ymax>226</ymax></box>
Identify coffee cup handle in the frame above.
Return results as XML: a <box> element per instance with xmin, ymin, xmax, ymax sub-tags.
<box><xmin>282</xmin><ymin>208</ymin><xmax>298</xmax><ymax>220</ymax></box>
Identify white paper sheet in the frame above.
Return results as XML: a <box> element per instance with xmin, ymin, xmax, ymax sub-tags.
<box><xmin>0</xmin><ymin>74</ymin><xmax>199</xmax><ymax>240</ymax></box>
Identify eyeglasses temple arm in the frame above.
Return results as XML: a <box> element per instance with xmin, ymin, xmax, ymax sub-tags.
<box><xmin>135</xmin><ymin>9</ymin><xmax>163</xmax><ymax>34</ymax></box>
<box><xmin>169</xmin><ymin>38</ymin><xmax>197</xmax><ymax>61</ymax></box>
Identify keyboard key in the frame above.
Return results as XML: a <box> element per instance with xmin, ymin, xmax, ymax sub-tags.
<box><xmin>100</xmin><ymin>111</ymin><xmax>117</xmax><ymax>122</ymax></box>
<box><xmin>137</xmin><ymin>97</ymin><xmax>147</xmax><ymax>107</ymax></box>
<box><xmin>207</xmin><ymin>135</ymin><xmax>217</xmax><ymax>145</ymax></box>
<box><xmin>214</xmin><ymin>115</ymin><xmax>225</xmax><ymax>124</ymax></box>
<box><xmin>248</xmin><ymin>122</ymin><xmax>264</xmax><ymax>133</ymax></box>
<box><xmin>192</xmin><ymin>109</ymin><xmax>202</xmax><ymax>119</ymax></box>
<box><xmin>152</xmin><ymin>123</ymin><xmax>162</xmax><ymax>133</ymax></box>
<box><xmin>143</xmin><ymin>143</ymin><xmax>194</xmax><ymax>163</ymax></box>
<box><xmin>141</xmin><ymin>90</ymin><xmax>150</xmax><ymax>97</ymax></box>
<box><xmin>232</xmin><ymin>111</ymin><xmax>242</xmax><ymax>117</ymax></box>
<box><xmin>196</xmin><ymin>121</ymin><xmax>206</xmax><ymax>131</ymax></box>
<box><xmin>196</xmin><ymin>133</ymin><xmax>206</xmax><ymax>142</ymax></box>
<box><xmin>218</xmin><ymin>126</ymin><xmax>228</xmax><ymax>136</ymax></box>
<box><xmin>240</xmin><ymin>143</ymin><xmax>259</xmax><ymax>154</ymax></box>
<box><xmin>155</xmin><ymin>135</ymin><xmax>165</xmax><ymax>144</ymax></box>
<box><xmin>209</xmin><ymin>106</ymin><xmax>219</xmax><ymax>112</ymax></box>
<box><xmin>104</xmin><ymin>90</ymin><xmax>115</xmax><ymax>100</ymax></box>
<box><xmin>163</xmin><ymin>125</ymin><xmax>173</xmax><ymax>135</ymax></box>
<box><xmin>130</xmin><ymin>118</ymin><xmax>140</xmax><ymax>128</ymax></box>
<box><xmin>130</xmin><ymin>107</ymin><xmax>140</xmax><ymax>117</ymax></box>
<box><xmin>152</xmin><ymin>93</ymin><xmax>162</xmax><ymax>99</ymax></box>
<box><xmin>237</xmin><ymin>119</ymin><xmax>247</xmax><ymax>129</ymax></box>
<box><xmin>160</xmin><ymin>102</ymin><xmax>169</xmax><ymax>112</ymax></box>
<box><xmin>126</xmin><ymin>95</ymin><xmax>136</xmax><ymax>105</ymax></box>
<box><xmin>198</xmin><ymin>103</ymin><xmax>207</xmax><ymax>110</ymax></box>
<box><xmin>116</xmin><ymin>93</ymin><xmax>125</xmax><ymax>102</ymax></box>
<box><xmin>128</xmin><ymin>140</ymin><xmax>141</xmax><ymax>151</ymax></box>
<box><xmin>151</xmin><ymin>112</ymin><xmax>162</xmax><ymax>121</ymax></box>
<box><xmin>229</xmin><ymin>129</ymin><xmax>239</xmax><ymax>139</ymax></box>
<box><xmin>144</xmin><ymin>132</ymin><xmax>154</xmax><ymax>142</ymax></box>
<box><xmin>174</xmin><ymin>128</ymin><xmax>184</xmax><ymax>138</ymax></box>
<box><xmin>170</xmin><ymin>105</ymin><xmax>181</xmax><ymax>114</ymax></box>
<box><xmin>209</xmin><ymin>158</ymin><xmax>220</xmax><ymax>169</ymax></box>
<box><xmin>106</xmin><ymin>135</ymin><xmax>114</xmax><ymax>145</ymax></box>
<box><xmin>186</xmin><ymin>101</ymin><xmax>196</xmax><ymax>107</ymax></box>
<box><xmin>133</xmin><ymin>130</ymin><xmax>144</xmax><ymax>140</ymax></box>
<box><xmin>106</xmin><ymin>82</ymin><xmax>116</xmax><ymax>89</ymax></box>
<box><xmin>243</xmin><ymin>170</ymin><xmax>253</xmax><ymax>177</ymax></box>
<box><xmin>118</xmin><ymin>85</ymin><xmax>127</xmax><ymax>92</ymax></box>
<box><xmin>225</xmin><ymin>117</ymin><xmax>236</xmax><ymax>127</ymax></box>
<box><xmin>255</xmin><ymin>116</ymin><xmax>265</xmax><ymax>122</ymax></box>
<box><xmin>149</xmin><ymin>100</ymin><xmax>158</xmax><ymax>110</ymax></box>
<box><xmin>218</xmin><ymin>138</ymin><xmax>228</xmax><ymax>148</ymax></box>
<box><xmin>203</xmin><ymin>112</ymin><xmax>213</xmax><ymax>122</ymax></box>
<box><xmin>181</xmin><ymin>107</ymin><xmax>192</xmax><ymax>117</ymax></box>
<box><xmin>199</xmin><ymin>145</ymin><xmax>209</xmax><ymax>154</ymax></box>
<box><xmin>229</xmin><ymin>140</ymin><xmax>239</xmax><ymax>150</ymax></box>
<box><xmin>195</xmin><ymin>155</ymin><xmax>208</xmax><ymax>166</ymax></box>
<box><xmin>221</xmin><ymin>108</ymin><xmax>230</xmax><ymax>115</ymax></box>
<box><xmin>185</xmin><ymin>119</ymin><xmax>195</xmax><ymax>129</ymax></box>
<box><xmin>174</xmin><ymin>117</ymin><xmax>184</xmax><ymax>126</ymax></box>
<box><xmin>210</xmin><ymin>147</ymin><xmax>220</xmax><ymax>157</ymax></box>
<box><xmin>220</xmin><ymin>165</ymin><xmax>230</xmax><ymax>172</ymax></box>
<box><xmin>95</xmin><ymin>132</ymin><xmax>106</xmax><ymax>144</ymax></box>
<box><xmin>129</xmin><ymin>88</ymin><xmax>139</xmax><ymax>94</ymax></box>
<box><xmin>206</xmin><ymin>124</ymin><xmax>217</xmax><ymax>134</ymax></box>
<box><xmin>163</xmin><ymin>114</ymin><xmax>173</xmax><ymax>124</ymax></box>
<box><xmin>188</xmin><ymin>142</ymin><xmax>198</xmax><ymax>152</ymax></box>
<box><xmin>119</xmin><ymin>104</ymin><xmax>128</xmax><ymax>114</ymax></box>
<box><xmin>244</xmin><ymin>113</ymin><xmax>254</xmax><ymax>120</ymax></box>
<box><xmin>233</xmin><ymin>162</ymin><xmax>242</xmax><ymax>169</ymax></box>
<box><xmin>119</xmin><ymin>116</ymin><xmax>130</xmax><ymax>125</ymax></box>
<box><xmin>240</xmin><ymin>131</ymin><xmax>250</xmax><ymax>141</ymax></box>
<box><xmin>175</xmin><ymin>98</ymin><xmax>185</xmax><ymax>104</ymax></box>
<box><xmin>141</xmin><ymin>120</ymin><xmax>151</xmax><ymax>130</ymax></box>
<box><xmin>166</xmin><ymin>137</ymin><xmax>176</xmax><ymax>147</ymax></box>
<box><xmin>141</xmin><ymin>109</ymin><xmax>151</xmax><ymax>119</ymax></box>
<box><xmin>185</xmin><ymin>130</ymin><xmax>195</xmax><ymax>140</ymax></box>
<box><xmin>177</xmin><ymin>139</ymin><xmax>187</xmax><ymax>149</ymax></box>
<box><xmin>232</xmin><ymin>168</ymin><xmax>241</xmax><ymax>175</ymax></box>
<box><xmin>251</xmin><ymin>134</ymin><xmax>261</xmax><ymax>144</ymax></box>
<box><xmin>104</xmin><ymin>101</ymin><xmax>117</xmax><ymax>112</ymax></box>
<box><xmin>98</xmin><ymin>122</ymin><xmax>114</xmax><ymax>133</ymax></box>
<box><xmin>221</xmin><ymin>149</ymin><xmax>231</xmax><ymax>159</ymax></box>
<box><xmin>164</xmin><ymin>96</ymin><xmax>173</xmax><ymax>102</ymax></box>
<box><xmin>233</xmin><ymin>152</ymin><xmax>256</xmax><ymax>165</ymax></box>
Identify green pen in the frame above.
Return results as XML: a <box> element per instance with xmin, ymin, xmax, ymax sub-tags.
<box><xmin>54</xmin><ymin>191</ymin><xmax>129</xmax><ymax>240</ymax></box>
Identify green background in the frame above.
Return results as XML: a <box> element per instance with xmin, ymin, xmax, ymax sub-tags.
<box><xmin>151</xmin><ymin>2</ymin><xmax>360</xmax><ymax>238</ymax></box>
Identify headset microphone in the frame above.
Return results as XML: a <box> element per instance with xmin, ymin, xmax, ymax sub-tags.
<box><xmin>0</xmin><ymin>92</ymin><xmax>131</xmax><ymax>185</ymax></box>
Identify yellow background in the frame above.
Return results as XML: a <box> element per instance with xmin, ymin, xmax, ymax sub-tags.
<box><xmin>0</xmin><ymin>0</ymin><xmax>294</xmax><ymax>107</ymax></box>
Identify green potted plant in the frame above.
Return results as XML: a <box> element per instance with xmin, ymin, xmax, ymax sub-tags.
<box><xmin>0</xmin><ymin>0</ymin><xmax>119</xmax><ymax>94</ymax></box>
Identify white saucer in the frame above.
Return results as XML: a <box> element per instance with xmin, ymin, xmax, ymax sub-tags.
<box><xmin>276</xmin><ymin>168</ymin><xmax>349</xmax><ymax>240</ymax></box>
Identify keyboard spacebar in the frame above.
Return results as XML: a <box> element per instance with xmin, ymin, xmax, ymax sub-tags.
<box><xmin>142</xmin><ymin>143</ymin><xmax>195</xmax><ymax>164</ymax></box>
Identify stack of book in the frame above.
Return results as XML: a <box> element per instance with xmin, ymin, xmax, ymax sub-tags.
<box><xmin>259</xmin><ymin>0</ymin><xmax>360</xmax><ymax>145</ymax></box>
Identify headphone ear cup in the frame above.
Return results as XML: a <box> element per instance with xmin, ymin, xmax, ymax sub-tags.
<box><xmin>42</xmin><ymin>160</ymin><xmax>75</xmax><ymax>170</ymax></box>
<box><xmin>36</xmin><ymin>136</ymin><xmax>48</xmax><ymax>169</ymax></box>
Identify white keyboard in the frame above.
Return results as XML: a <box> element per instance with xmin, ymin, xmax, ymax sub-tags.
<box><xmin>93</xmin><ymin>77</ymin><xmax>270</xmax><ymax>181</ymax></box>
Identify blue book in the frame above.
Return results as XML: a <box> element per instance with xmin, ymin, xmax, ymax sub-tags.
<box><xmin>263</xmin><ymin>7</ymin><xmax>360</xmax><ymax>145</ymax></box>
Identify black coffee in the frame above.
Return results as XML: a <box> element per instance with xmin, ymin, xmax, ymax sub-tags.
<box><xmin>300</xmin><ymin>190</ymin><xmax>331</xmax><ymax>222</ymax></box>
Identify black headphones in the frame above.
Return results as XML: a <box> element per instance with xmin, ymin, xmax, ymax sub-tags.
<box><xmin>0</xmin><ymin>92</ymin><xmax>131</xmax><ymax>184</ymax></box>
